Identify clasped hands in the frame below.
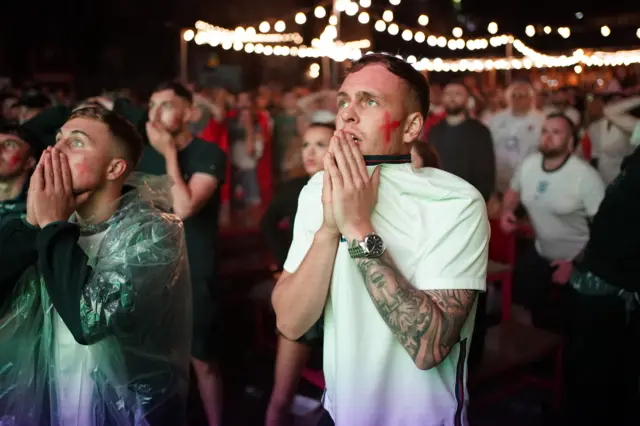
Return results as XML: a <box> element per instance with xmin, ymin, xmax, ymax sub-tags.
<box><xmin>321</xmin><ymin>130</ymin><xmax>381</xmax><ymax>241</ymax></box>
<box><xmin>26</xmin><ymin>147</ymin><xmax>78</xmax><ymax>228</ymax></box>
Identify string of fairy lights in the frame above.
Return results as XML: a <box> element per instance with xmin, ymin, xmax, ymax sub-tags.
<box><xmin>185</xmin><ymin>0</ymin><xmax>640</xmax><ymax>73</ymax></box>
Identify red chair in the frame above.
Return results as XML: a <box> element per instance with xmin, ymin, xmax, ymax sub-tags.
<box><xmin>471</xmin><ymin>220</ymin><xmax>563</xmax><ymax>410</ymax></box>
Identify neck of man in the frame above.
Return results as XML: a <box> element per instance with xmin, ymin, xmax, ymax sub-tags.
<box><xmin>511</xmin><ymin>106</ymin><xmax>531</xmax><ymax>117</ymax></box>
<box><xmin>543</xmin><ymin>152</ymin><xmax>570</xmax><ymax>171</ymax></box>
<box><xmin>446</xmin><ymin>113</ymin><xmax>467</xmax><ymax>126</ymax></box>
<box><xmin>74</xmin><ymin>184</ymin><xmax>123</xmax><ymax>226</ymax></box>
<box><xmin>0</xmin><ymin>172</ymin><xmax>28</xmax><ymax>202</ymax></box>
<box><xmin>173</xmin><ymin>128</ymin><xmax>193</xmax><ymax>151</ymax></box>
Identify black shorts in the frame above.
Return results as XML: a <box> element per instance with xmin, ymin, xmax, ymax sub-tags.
<box><xmin>191</xmin><ymin>277</ymin><xmax>222</xmax><ymax>361</ymax></box>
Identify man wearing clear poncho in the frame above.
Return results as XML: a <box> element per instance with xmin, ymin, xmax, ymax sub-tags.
<box><xmin>0</xmin><ymin>106</ymin><xmax>192</xmax><ymax>425</ymax></box>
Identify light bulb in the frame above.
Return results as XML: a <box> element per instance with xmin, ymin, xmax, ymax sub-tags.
<box><xmin>487</xmin><ymin>22</ymin><xmax>498</xmax><ymax>34</ymax></box>
<box><xmin>259</xmin><ymin>22</ymin><xmax>270</xmax><ymax>33</ymax></box>
<box><xmin>274</xmin><ymin>21</ymin><xmax>286</xmax><ymax>32</ymax></box>
<box><xmin>418</xmin><ymin>15</ymin><xmax>429</xmax><ymax>26</ymax></box>
<box><xmin>358</xmin><ymin>12</ymin><xmax>370</xmax><ymax>24</ymax></box>
<box><xmin>382</xmin><ymin>10</ymin><xmax>393</xmax><ymax>22</ymax></box>
<box><xmin>295</xmin><ymin>13</ymin><xmax>307</xmax><ymax>25</ymax></box>
<box><xmin>314</xmin><ymin>6</ymin><xmax>326</xmax><ymax>18</ymax></box>
<box><xmin>452</xmin><ymin>27</ymin><xmax>463</xmax><ymax>38</ymax></box>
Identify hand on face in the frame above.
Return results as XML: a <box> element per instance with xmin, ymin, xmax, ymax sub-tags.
<box><xmin>323</xmin><ymin>130</ymin><xmax>381</xmax><ymax>240</ymax></box>
<box><xmin>28</xmin><ymin>147</ymin><xmax>77</xmax><ymax>227</ymax></box>
<box><xmin>145</xmin><ymin>121</ymin><xmax>176</xmax><ymax>157</ymax></box>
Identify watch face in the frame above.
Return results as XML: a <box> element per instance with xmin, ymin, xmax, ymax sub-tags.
<box><xmin>365</xmin><ymin>234</ymin><xmax>385</xmax><ymax>257</ymax></box>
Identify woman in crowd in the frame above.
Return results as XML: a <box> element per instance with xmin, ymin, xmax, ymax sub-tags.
<box><xmin>260</xmin><ymin>122</ymin><xmax>333</xmax><ymax>426</ymax></box>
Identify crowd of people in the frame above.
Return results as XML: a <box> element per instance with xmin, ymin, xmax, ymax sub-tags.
<box><xmin>0</xmin><ymin>57</ymin><xmax>639</xmax><ymax>426</ymax></box>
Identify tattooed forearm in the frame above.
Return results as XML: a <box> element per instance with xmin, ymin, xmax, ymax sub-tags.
<box><xmin>355</xmin><ymin>251</ymin><xmax>476</xmax><ymax>370</ymax></box>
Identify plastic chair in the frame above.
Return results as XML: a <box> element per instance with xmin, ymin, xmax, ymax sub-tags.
<box><xmin>471</xmin><ymin>220</ymin><xmax>563</xmax><ymax>410</ymax></box>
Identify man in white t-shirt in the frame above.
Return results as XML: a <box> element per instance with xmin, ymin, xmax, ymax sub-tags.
<box><xmin>272</xmin><ymin>53</ymin><xmax>489</xmax><ymax>426</ymax></box>
<box><xmin>500</xmin><ymin>113</ymin><xmax>605</xmax><ymax>327</ymax></box>
<box><xmin>489</xmin><ymin>81</ymin><xmax>545</xmax><ymax>192</ymax></box>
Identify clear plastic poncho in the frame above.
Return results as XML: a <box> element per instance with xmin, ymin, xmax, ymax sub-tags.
<box><xmin>0</xmin><ymin>173</ymin><xmax>192</xmax><ymax>426</ymax></box>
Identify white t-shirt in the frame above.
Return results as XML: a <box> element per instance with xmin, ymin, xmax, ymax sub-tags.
<box><xmin>510</xmin><ymin>153</ymin><xmax>605</xmax><ymax>260</ymax></box>
<box><xmin>489</xmin><ymin>109</ymin><xmax>545</xmax><ymax>192</ymax></box>
<box><xmin>53</xmin><ymin>228</ymin><xmax>107</xmax><ymax>426</ymax></box>
<box><xmin>284</xmin><ymin>164</ymin><xmax>489</xmax><ymax>426</ymax></box>
<box><xmin>587</xmin><ymin>118</ymin><xmax>634</xmax><ymax>185</ymax></box>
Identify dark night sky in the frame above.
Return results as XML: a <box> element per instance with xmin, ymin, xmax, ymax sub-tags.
<box><xmin>0</xmin><ymin>0</ymin><xmax>638</xmax><ymax>92</ymax></box>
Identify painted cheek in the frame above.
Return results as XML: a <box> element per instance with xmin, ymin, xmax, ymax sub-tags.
<box><xmin>8</xmin><ymin>154</ymin><xmax>22</xmax><ymax>168</ymax></box>
<box><xmin>380</xmin><ymin>111</ymin><xmax>401</xmax><ymax>145</ymax></box>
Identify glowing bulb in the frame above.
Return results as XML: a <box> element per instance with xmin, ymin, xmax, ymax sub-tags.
<box><xmin>637</xmin><ymin>28</ymin><xmax>640</xmax><ymax>38</ymax></box>
<box><xmin>345</xmin><ymin>2</ymin><xmax>359</xmax><ymax>16</ymax></box>
<box><xmin>314</xmin><ymin>6</ymin><xmax>326</xmax><ymax>18</ymax></box>
<box><xmin>295</xmin><ymin>13</ymin><xmax>307</xmax><ymax>25</ymax></box>
<box><xmin>407</xmin><ymin>55</ymin><xmax>417</xmax><ymax>64</ymax></box>
<box><xmin>601</xmin><ymin>25</ymin><xmax>611</xmax><ymax>37</ymax></box>
<box><xmin>414</xmin><ymin>31</ymin><xmax>425</xmax><ymax>43</ymax></box>
<box><xmin>387</xmin><ymin>23</ymin><xmax>399</xmax><ymax>35</ymax></box>
<box><xmin>448</xmin><ymin>39</ymin><xmax>457</xmax><ymax>50</ymax></box>
<box><xmin>544</xmin><ymin>26</ymin><xmax>551</xmax><ymax>34</ymax></box>
<box><xmin>274</xmin><ymin>21</ymin><xmax>286</xmax><ymax>32</ymax></box>
<box><xmin>382</xmin><ymin>10</ymin><xmax>393</xmax><ymax>22</ymax></box>
<box><xmin>244</xmin><ymin>43</ymin><xmax>254</xmax><ymax>53</ymax></box>
<box><xmin>574</xmin><ymin>65</ymin><xmax>582</xmax><ymax>74</ymax></box>
<box><xmin>359</xmin><ymin>0</ymin><xmax>371</xmax><ymax>7</ymax></box>
<box><xmin>259</xmin><ymin>21</ymin><xmax>270</xmax><ymax>33</ymax></box>
<box><xmin>487</xmin><ymin>22</ymin><xmax>498</xmax><ymax>34</ymax></box>
<box><xmin>402</xmin><ymin>29</ymin><xmax>413</xmax><ymax>41</ymax></box>
<box><xmin>358</xmin><ymin>12</ymin><xmax>370</xmax><ymax>24</ymax></box>
<box><xmin>427</xmin><ymin>35</ymin><xmax>437</xmax><ymax>46</ymax></box>
<box><xmin>246</xmin><ymin>27</ymin><xmax>256</xmax><ymax>36</ymax></box>
<box><xmin>233</xmin><ymin>42</ymin><xmax>243</xmax><ymax>51</ymax></box>
<box><xmin>183</xmin><ymin>29</ymin><xmax>194</xmax><ymax>41</ymax></box>
<box><xmin>389</xmin><ymin>0</ymin><xmax>401</xmax><ymax>5</ymax></box>
<box><xmin>452</xmin><ymin>27</ymin><xmax>463</xmax><ymax>38</ymax></box>
<box><xmin>418</xmin><ymin>15</ymin><xmax>429</xmax><ymax>26</ymax></box>
<box><xmin>525</xmin><ymin>25</ymin><xmax>535</xmax><ymax>37</ymax></box>
<box><xmin>264</xmin><ymin>45</ymin><xmax>273</xmax><ymax>55</ymax></box>
<box><xmin>437</xmin><ymin>36</ymin><xmax>447</xmax><ymax>47</ymax></box>
<box><xmin>329</xmin><ymin>15</ymin><xmax>338</xmax><ymax>25</ymax></box>
<box><xmin>335</xmin><ymin>0</ymin><xmax>347</xmax><ymax>12</ymax></box>
<box><xmin>374</xmin><ymin>20</ymin><xmax>386</xmax><ymax>32</ymax></box>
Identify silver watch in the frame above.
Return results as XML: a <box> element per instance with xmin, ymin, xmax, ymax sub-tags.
<box><xmin>348</xmin><ymin>233</ymin><xmax>386</xmax><ymax>259</ymax></box>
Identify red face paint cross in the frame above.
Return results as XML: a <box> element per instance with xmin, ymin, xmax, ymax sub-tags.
<box><xmin>381</xmin><ymin>111</ymin><xmax>401</xmax><ymax>145</ymax></box>
<box><xmin>8</xmin><ymin>154</ymin><xmax>22</xmax><ymax>168</ymax></box>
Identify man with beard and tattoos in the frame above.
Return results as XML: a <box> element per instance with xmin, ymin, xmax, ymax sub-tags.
<box><xmin>500</xmin><ymin>114</ymin><xmax>606</xmax><ymax>329</ymax></box>
<box><xmin>272</xmin><ymin>54</ymin><xmax>489</xmax><ymax>426</ymax></box>
<box><xmin>0</xmin><ymin>124</ymin><xmax>40</xmax><ymax>227</ymax></box>
<box><xmin>96</xmin><ymin>82</ymin><xmax>227</xmax><ymax>426</ymax></box>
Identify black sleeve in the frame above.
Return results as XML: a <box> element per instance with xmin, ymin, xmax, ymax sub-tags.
<box><xmin>474</xmin><ymin>124</ymin><xmax>497</xmax><ymax>201</ymax></box>
<box><xmin>36</xmin><ymin>222</ymin><xmax>91</xmax><ymax>344</ymax></box>
<box><xmin>0</xmin><ymin>219</ymin><xmax>39</xmax><ymax>306</ymax></box>
<box><xmin>260</xmin><ymin>190</ymin><xmax>292</xmax><ymax>268</ymax></box>
<box><xmin>189</xmin><ymin>142</ymin><xmax>228</xmax><ymax>183</ymax></box>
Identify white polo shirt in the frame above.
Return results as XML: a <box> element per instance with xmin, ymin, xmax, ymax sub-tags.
<box><xmin>510</xmin><ymin>153</ymin><xmax>605</xmax><ymax>261</ymax></box>
<box><xmin>284</xmin><ymin>164</ymin><xmax>489</xmax><ymax>426</ymax></box>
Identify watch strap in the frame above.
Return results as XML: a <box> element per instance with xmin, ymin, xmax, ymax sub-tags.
<box><xmin>348</xmin><ymin>244</ymin><xmax>366</xmax><ymax>258</ymax></box>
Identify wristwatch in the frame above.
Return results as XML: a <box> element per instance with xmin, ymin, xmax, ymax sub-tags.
<box><xmin>348</xmin><ymin>233</ymin><xmax>386</xmax><ymax>259</ymax></box>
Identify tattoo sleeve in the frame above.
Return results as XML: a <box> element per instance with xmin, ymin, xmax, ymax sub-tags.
<box><xmin>354</xmin><ymin>246</ymin><xmax>477</xmax><ymax>370</ymax></box>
